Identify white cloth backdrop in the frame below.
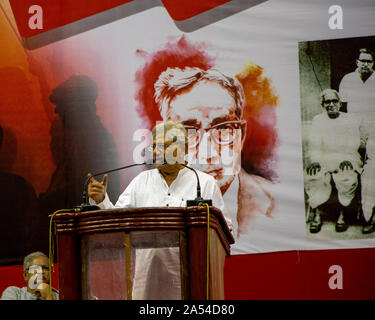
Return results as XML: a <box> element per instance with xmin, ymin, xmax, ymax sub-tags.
<box><xmin>34</xmin><ymin>0</ymin><xmax>375</xmax><ymax>254</ymax></box>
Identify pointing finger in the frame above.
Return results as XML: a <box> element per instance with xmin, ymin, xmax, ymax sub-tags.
<box><xmin>102</xmin><ymin>174</ymin><xmax>108</xmax><ymax>188</ymax></box>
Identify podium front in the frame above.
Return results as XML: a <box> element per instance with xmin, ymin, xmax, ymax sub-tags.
<box><xmin>53</xmin><ymin>206</ymin><xmax>234</xmax><ymax>300</ymax></box>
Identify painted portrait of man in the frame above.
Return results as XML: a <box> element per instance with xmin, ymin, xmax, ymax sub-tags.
<box><xmin>134</xmin><ymin>36</ymin><xmax>279</xmax><ymax>240</ymax></box>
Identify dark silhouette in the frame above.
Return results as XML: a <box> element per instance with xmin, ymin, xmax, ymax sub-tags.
<box><xmin>0</xmin><ymin>125</ymin><xmax>39</xmax><ymax>265</ymax></box>
<box><xmin>38</xmin><ymin>75</ymin><xmax>120</xmax><ymax>216</ymax></box>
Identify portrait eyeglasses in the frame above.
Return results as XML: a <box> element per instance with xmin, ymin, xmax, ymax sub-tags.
<box><xmin>183</xmin><ymin>120</ymin><xmax>246</xmax><ymax>147</ymax></box>
<box><xmin>358</xmin><ymin>59</ymin><xmax>374</xmax><ymax>64</ymax></box>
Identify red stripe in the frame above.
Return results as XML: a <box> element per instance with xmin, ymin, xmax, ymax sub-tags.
<box><xmin>9</xmin><ymin>0</ymin><xmax>232</xmax><ymax>38</ymax></box>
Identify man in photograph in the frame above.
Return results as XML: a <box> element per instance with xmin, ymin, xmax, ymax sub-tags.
<box><xmin>338</xmin><ymin>48</ymin><xmax>375</xmax><ymax>233</ymax></box>
<box><xmin>305</xmin><ymin>89</ymin><xmax>363</xmax><ymax>233</ymax></box>
<box><xmin>339</xmin><ymin>48</ymin><xmax>375</xmax><ymax>143</ymax></box>
<box><xmin>339</xmin><ymin>48</ymin><xmax>375</xmax><ymax>114</ymax></box>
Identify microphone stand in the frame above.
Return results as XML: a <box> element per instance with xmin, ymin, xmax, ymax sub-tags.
<box><xmin>180</xmin><ymin>163</ymin><xmax>212</xmax><ymax>206</ymax></box>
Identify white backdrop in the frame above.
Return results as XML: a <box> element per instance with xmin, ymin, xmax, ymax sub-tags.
<box><xmin>26</xmin><ymin>0</ymin><xmax>375</xmax><ymax>254</ymax></box>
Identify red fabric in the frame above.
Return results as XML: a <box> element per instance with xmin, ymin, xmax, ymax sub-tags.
<box><xmin>9</xmin><ymin>0</ymin><xmax>231</xmax><ymax>38</ymax></box>
<box><xmin>2</xmin><ymin>249</ymin><xmax>375</xmax><ymax>299</ymax></box>
<box><xmin>224</xmin><ymin>248</ymin><xmax>375</xmax><ymax>299</ymax></box>
<box><xmin>9</xmin><ymin>0</ymin><xmax>133</xmax><ymax>37</ymax></box>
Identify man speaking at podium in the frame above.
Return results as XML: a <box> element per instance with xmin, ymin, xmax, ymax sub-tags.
<box><xmin>87</xmin><ymin>120</ymin><xmax>232</xmax><ymax>299</ymax></box>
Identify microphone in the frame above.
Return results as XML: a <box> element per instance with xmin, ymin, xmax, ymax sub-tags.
<box><xmin>77</xmin><ymin>162</ymin><xmax>147</xmax><ymax>212</ymax></box>
<box><xmin>180</xmin><ymin>163</ymin><xmax>212</xmax><ymax>207</ymax></box>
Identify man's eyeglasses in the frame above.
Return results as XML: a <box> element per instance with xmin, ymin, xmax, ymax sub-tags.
<box><xmin>183</xmin><ymin>120</ymin><xmax>246</xmax><ymax>147</ymax></box>
<box><xmin>358</xmin><ymin>59</ymin><xmax>374</xmax><ymax>64</ymax></box>
<box><xmin>150</xmin><ymin>142</ymin><xmax>185</xmax><ymax>153</ymax></box>
<box><xmin>323</xmin><ymin>99</ymin><xmax>340</xmax><ymax>107</ymax></box>
<box><xmin>28</xmin><ymin>265</ymin><xmax>49</xmax><ymax>273</ymax></box>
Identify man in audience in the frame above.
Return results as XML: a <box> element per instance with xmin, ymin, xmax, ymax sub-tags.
<box><xmin>1</xmin><ymin>251</ymin><xmax>58</xmax><ymax>300</ymax></box>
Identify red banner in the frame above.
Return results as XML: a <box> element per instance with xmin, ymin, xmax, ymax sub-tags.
<box><xmin>9</xmin><ymin>0</ymin><xmax>231</xmax><ymax>38</ymax></box>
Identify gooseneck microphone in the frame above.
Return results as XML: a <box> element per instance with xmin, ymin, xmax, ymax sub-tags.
<box><xmin>77</xmin><ymin>162</ymin><xmax>147</xmax><ymax>212</ymax></box>
<box><xmin>180</xmin><ymin>163</ymin><xmax>212</xmax><ymax>206</ymax></box>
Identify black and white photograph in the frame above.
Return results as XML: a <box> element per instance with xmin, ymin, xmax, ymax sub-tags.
<box><xmin>299</xmin><ymin>35</ymin><xmax>375</xmax><ymax>240</ymax></box>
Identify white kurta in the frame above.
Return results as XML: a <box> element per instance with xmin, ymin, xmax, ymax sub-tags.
<box><xmin>339</xmin><ymin>69</ymin><xmax>375</xmax><ymax>114</ymax></box>
<box><xmin>362</xmin><ymin>126</ymin><xmax>375</xmax><ymax>221</ymax></box>
<box><xmin>91</xmin><ymin>167</ymin><xmax>232</xmax><ymax>299</ymax></box>
<box><xmin>339</xmin><ymin>69</ymin><xmax>375</xmax><ymax>139</ymax></box>
<box><xmin>305</xmin><ymin>111</ymin><xmax>362</xmax><ymax>208</ymax></box>
<box><xmin>307</xmin><ymin>112</ymin><xmax>362</xmax><ymax>172</ymax></box>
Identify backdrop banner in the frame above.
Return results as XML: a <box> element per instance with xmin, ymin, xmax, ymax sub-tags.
<box><xmin>0</xmin><ymin>0</ymin><xmax>375</xmax><ymax>264</ymax></box>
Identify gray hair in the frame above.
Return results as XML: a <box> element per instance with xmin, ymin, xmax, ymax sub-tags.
<box><xmin>154</xmin><ymin>67</ymin><xmax>245</xmax><ymax>120</ymax></box>
<box><xmin>320</xmin><ymin>88</ymin><xmax>341</xmax><ymax>106</ymax></box>
<box><xmin>151</xmin><ymin>120</ymin><xmax>188</xmax><ymax>145</ymax></box>
<box><xmin>23</xmin><ymin>251</ymin><xmax>47</xmax><ymax>272</ymax></box>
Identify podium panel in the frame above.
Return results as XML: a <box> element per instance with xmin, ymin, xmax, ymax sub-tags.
<box><xmin>81</xmin><ymin>232</ymin><xmax>127</xmax><ymax>300</ymax></box>
<box><xmin>53</xmin><ymin>207</ymin><xmax>234</xmax><ymax>300</ymax></box>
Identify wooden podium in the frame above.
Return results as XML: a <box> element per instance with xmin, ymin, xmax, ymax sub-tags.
<box><xmin>53</xmin><ymin>206</ymin><xmax>234</xmax><ymax>300</ymax></box>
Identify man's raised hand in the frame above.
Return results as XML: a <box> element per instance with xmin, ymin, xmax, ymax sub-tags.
<box><xmin>87</xmin><ymin>173</ymin><xmax>108</xmax><ymax>204</ymax></box>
